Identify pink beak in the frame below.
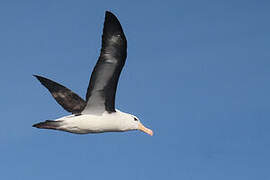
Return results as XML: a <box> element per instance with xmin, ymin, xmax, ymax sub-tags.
<box><xmin>138</xmin><ymin>122</ymin><xmax>153</xmax><ymax>136</ymax></box>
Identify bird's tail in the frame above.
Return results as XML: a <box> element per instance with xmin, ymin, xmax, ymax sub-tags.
<box><xmin>32</xmin><ymin>120</ymin><xmax>62</xmax><ymax>130</ymax></box>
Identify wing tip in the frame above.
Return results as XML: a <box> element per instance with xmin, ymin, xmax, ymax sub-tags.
<box><xmin>105</xmin><ymin>11</ymin><xmax>116</xmax><ymax>18</ymax></box>
<box><xmin>33</xmin><ymin>74</ymin><xmax>44</xmax><ymax>81</ymax></box>
<box><xmin>104</xmin><ymin>11</ymin><xmax>120</xmax><ymax>23</ymax></box>
<box><xmin>103</xmin><ymin>11</ymin><xmax>125</xmax><ymax>36</ymax></box>
<box><xmin>33</xmin><ymin>74</ymin><xmax>49</xmax><ymax>86</ymax></box>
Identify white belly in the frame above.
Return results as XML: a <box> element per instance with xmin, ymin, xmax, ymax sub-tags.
<box><xmin>55</xmin><ymin>111</ymin><xmax>131</xmax><ymax>134</ymax></box>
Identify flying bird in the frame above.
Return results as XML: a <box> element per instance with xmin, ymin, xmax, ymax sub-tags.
<box><xmin>33</xmin><ymin>11</ymin><xmax>153</xmax><ymax>136</ymax></box>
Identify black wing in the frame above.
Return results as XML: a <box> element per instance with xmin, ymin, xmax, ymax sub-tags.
<box><xmin>34</xmin><ymin>75</ymin><xmax>86</xmax><ymax>114</ymax></box>
<box><xmin>82</xmin><ymin>11</ymin><xmax>127</xmax><ymax>114</ymax></box>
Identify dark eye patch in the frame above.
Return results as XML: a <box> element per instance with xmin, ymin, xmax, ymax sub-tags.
<box><xmin>134</xmin><ymin>117</ymin><xmax>138</xmax><ymax>121</ymax></box>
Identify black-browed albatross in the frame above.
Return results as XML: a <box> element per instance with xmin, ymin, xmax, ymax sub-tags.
<box><xmin>33</xmin><ymin>11</ymin><xmax>153</xmax><ymax>136</ymax></box>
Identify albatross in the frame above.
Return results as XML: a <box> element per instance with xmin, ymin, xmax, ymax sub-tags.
<box><xmin>32</xmin><ymin>11</ymin><xmax>153</xmax><ymax>136</ymax></box>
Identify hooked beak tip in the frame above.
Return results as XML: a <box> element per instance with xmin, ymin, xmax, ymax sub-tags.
<box><xmin>149</xmin><ymin>130</ymin><xmax>154</xmax><ymax>136</ymax></box>
<box><xmin>138</xmin><ymin>123</ymin><xmax>153</xmax><ymax>136</ymax></box>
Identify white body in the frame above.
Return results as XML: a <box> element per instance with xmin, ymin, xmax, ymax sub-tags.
<box><xmin>55</xmin><ymin>110</ymin><xmax>139</xmax><ymax>134</ymax></box>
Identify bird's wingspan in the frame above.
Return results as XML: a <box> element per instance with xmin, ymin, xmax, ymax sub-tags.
<box><xmin>82</xmin><ymin>11</ymin><xmax>127</xmax><ymax>114</ymax></box>
<box><xmin>34</xmin><ymin>75</ymin><xmax>86</xmax><ymax>114</ymax></box>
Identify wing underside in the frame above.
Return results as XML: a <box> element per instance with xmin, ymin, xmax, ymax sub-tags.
<box><xmin>82</xmin><ymin>11</ymin><xmax>127</xmax><ymax>114</ymax></box>
<box><xmin>34</xmin><ymin>75</ymin><xmax>86</xmax><ymax>114</ymax></box>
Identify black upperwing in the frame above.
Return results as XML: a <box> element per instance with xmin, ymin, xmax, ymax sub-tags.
<box><xmin>34</xmin><ymin>75</ymin><xmax>86</xmax><ymax>114</ymax></box>
<box><xmin>82</xmin><ymin>11</ymin><xmax>127</xmax><ymax>114</ymax></box>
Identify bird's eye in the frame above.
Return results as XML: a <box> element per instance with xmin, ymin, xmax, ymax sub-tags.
<box><xmin>134</xmin><ymin>117</ymin><xmax>138</xmax><ymax>121</ymax></box>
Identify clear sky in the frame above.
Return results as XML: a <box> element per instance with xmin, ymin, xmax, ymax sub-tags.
<box><xmin>1</xmin><ymin>0</ymin><xmax>270</xmax><ymax>179</ymax></box>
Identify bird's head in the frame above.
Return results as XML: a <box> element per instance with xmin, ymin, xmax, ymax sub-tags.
<box><xmin>127</xmin><ymin>114</ymin><xmax>153</xmax><ymax>136</ymax></box>
<box><xmin>116</xmin><ymin>110</ymin><xmax>153</xmax><ymax>136</ymax></box>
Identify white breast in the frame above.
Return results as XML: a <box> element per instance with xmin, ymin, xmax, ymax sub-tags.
<box><xmin>55</xmin><ymin>110</ymin><xmax>132</xmax><ymax>134</ymax></box>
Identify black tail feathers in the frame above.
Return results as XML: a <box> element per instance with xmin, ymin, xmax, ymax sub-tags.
<box><xmin>32</xmin><ymin>120</ymin><xmax>62</xmax><ymax>130</ymax></box>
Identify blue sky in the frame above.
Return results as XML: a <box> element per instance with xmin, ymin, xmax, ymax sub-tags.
<box><xmin>1</xmin><ymin>0</ymin><xmax>270</xmax><ymax>179</ymax></box>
